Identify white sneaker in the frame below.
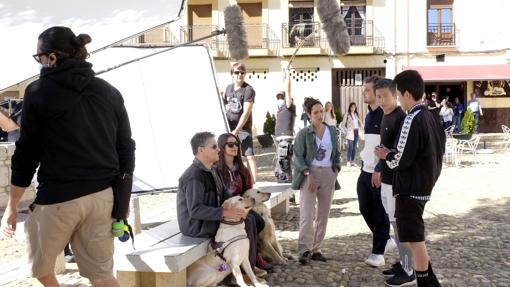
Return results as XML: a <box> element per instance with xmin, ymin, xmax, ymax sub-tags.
<box><xmin>365</xmin><ymin>254</ymin><xmax>385</xmax><ymax>267</ymax></box>
<box><xmin>385</xmin><ymin>237</ymin><xmax>397</xmax><ymax>254</ymax></box>
<box><xmin>346</xmin><ymin>162</ymin><xmax>352</xmax><ymax>167</ymax></box>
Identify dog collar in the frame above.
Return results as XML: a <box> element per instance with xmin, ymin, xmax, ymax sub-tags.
<box><xmin>220</xmin><ymin>218</ymin><xmax>245</xmax><ymax>225</ymax></box>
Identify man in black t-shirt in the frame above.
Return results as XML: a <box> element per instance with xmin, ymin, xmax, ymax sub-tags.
<box><xmin>223</xmin><ymin>63</ymin><xmax>257</xmax><ymax>181</ymax></box>
<box><xmin>373</xmin><ymin>79</ymin><xmax>416</xmax><ymax>286</ymax></box>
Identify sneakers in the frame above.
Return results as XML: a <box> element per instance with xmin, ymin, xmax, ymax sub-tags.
<box><xmin>311</xmin><ymin>252</ymin><xmax>327</xmax><ymax>262</ymax></box>
<box><xmin>299</xmin><ymin>251</ymin><xmax>312</xmax><ymax>265</ymax></box>
<box><xmin>385</xmin><ymin>237</ymin><xmax>397</xmax><ymax>254</ymax></box>
<box><xmin>346</xmin><ymin>162</ymin><xmax>352</xmax><ymax>167</ymax></box>
<box><xmin>365</xmin><ymin>254</ymin><xmax>385</xmax><ymax>267</ymax></box>
<box><xmin>256</xmin><ymin>254</ymin><xmax>273</xmax><ymax>271</ymax></box>
<box><xmin>382</xmin><ymin>262</ymin><xmax>405</xmax><ymax>278</ymax></box>
<box><xmin>385</xmin><ymin>271</ymin><xmax>416</xmax><ymax>286</ymax></box>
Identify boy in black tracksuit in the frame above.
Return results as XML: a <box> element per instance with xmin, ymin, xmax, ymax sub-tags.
<box><xmin>375</xmin><ymin>70</ymin><xmax>446</xmax><ymax>287</ymax></box>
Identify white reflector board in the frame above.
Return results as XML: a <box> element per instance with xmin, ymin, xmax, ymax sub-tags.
<box><xmin>97</xmin><ymin>45</ymin><xmax>228</xmax><ymax>191</ymax></box>
<box><xmin>0</xmin><ymin>0</ymin><xmax>185</xmax><ymax>89</ymax></box>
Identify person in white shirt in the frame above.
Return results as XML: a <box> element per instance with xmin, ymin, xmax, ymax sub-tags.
<box><xmin>467</xmin><ymin>92</ymin><xmax>483</xmax><ymax>133</ymax></box>
<box><xmin>340</xmin><ymin>102</ymin><xmax>363</xmax><ymax>166</ymax></box>
<box><xmin>440</xmin><ymin>102</ymin><xmax>454</xmax><ymax>129</ymax></box>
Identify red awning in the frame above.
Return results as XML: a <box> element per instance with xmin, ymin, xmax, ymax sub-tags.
<box><xmin>403</xmin><ymin>64</ymin><xmax>510</xmax><ymax>81</ymax></box>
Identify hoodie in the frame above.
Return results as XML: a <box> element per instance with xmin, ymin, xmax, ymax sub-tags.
<box><xmin>11</xmin><ymin>59</ymin><xmax>135</xmax><ymax>204</ymax></box>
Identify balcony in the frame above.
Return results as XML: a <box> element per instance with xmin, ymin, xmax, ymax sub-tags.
<box><xmin>180</xmin><ymin>24</ymin><xmax>279</xmax><ymax>58</ymax></box>
<box><xmin>427</xmin><ymin>23</ymin><xmax>456</xmax><ymax>47</ymax></box>
<box><xmin>281</xmin><ymin>20</ymin><xmax>376</xmax><ymax>56</ymax></box>
<box><xmin>238</xmin><ymin>23</ymin><xmax>279</xmax><ymax>56</ymax></box>
<box><xmin>281</xmin><ymin>22</ymin><xmax>325</xmax><ymax>56</ymax></box>
<box><xmin>180</xmin><ymin>25</ymin><xmax>226</xmax><ymax>57</ymax></box>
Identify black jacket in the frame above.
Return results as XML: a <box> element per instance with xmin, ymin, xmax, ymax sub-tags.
<box><xmin>385</xmin><ymin>104</ymin><xmax>446</xmax><ymax>198</ymax></box>
<box><xmin>177</xmin><ymin>159</ymin><xmax>230</xmax><ymax>238</ymax></box>
<box><xmin>11</xmin><ymin>59</ymin><xmax>135</xmax><ymax>204</ymax></box>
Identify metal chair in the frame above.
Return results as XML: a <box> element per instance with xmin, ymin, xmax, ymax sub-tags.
<box><xmin>444</xmin><ymin>125</ymin><xmax>455</xmax><ymax>138</ymax></box>
<box><xmin>457</xmin><ymin>135</ymin><xmax>481</xmax><ymax>163</ymax></box>
<box><xmin>444</xmin><ymin>137</ymin><xmax>459</xmax><ymax>167</ymax></box>
<box><xmin>501</xmin><ymin>125</ymin><xmax>510</xmax><ymax>151</ymax></box>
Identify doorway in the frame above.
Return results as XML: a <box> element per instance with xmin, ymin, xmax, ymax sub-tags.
<box><xmin>425</xmin><ymin>82</ymin><xmax>466</xmax><ymax>105</ymax></box>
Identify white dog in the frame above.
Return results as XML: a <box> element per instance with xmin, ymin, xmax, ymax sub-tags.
<box><xmin>243</xmin><ymin>188</ymin><xmax>288</xmax><ymax>265</ymax></box>
<box><xmin>186</xmin><ymin>196</ymin><xmax>268</xmax><ymax>287</ymax></box>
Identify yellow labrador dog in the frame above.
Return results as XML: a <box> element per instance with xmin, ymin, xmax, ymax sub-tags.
<box><xmin>187</xmin><ymin>196</ymin><xmax>268</xmax><ymax>287</ymax></box>
<box><xmin>243</xmin><ymin>188</ymin><xmax>288</xmax><ymax>265</ymax></box>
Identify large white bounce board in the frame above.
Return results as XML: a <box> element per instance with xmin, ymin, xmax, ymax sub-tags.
<box><xmin>97</xmin><ymin>45</ymin><xmax>228</xmax><ymax>191</ymax></box>
<box><xmin>0</xmin><ymin>0</ymin><xmax>186</xmax><ymax>89</ymax></box>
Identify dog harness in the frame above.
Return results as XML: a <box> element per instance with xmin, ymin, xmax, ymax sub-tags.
<box><xmin>211</xmin><ymin>219</ymin><xmax>248</xmax><ymax>261</ymax></box>
<box><xmin>212</xmin><ymin>234</ymin><xmax>248</xmax><ymax>261</ymax></box>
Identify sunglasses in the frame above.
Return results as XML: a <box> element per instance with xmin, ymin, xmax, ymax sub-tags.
<box><xmin>225</xmin><ymin>142</ymin><xmax>239</xmax><ymax>148</ymax></box>
<box><xmin>233</xmin><ymin>71</ymin><xmax>245</xmax><ymax>75</ymax></box>
<box><xmin>201</xmin><ymin>144</ymin><xmax>218</xmax><ymax>150</ymax></box>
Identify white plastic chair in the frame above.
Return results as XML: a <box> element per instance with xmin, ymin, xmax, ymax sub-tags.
<box><xmin>501</xmin><ymin>125</ymin><xmax>510</xmax><ymax>151</ymax></box>
<box><xmin>457</xmin><ymin>135</ymin><xmax>481</xmax><ymax>163</ymax></box>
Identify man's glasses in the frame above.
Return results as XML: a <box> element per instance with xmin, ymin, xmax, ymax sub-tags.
<box><xmin>201</xmin><ymin>144</ymin><xmax>218</xmax><ymax>150</ymax></box>
<box><xmin>225</xmin><ymin>142</ymin><xmax>239</xmax><ymax>148</ymax></box>
<box><xmin>32</xmin><ymin>52</ymin><xmax>48</xmax><ymax>63</ymax></box>
<box><xmin>233</xmin><ymin>71</ymin><xmax>245</xmax><ymax>75</ymax></box>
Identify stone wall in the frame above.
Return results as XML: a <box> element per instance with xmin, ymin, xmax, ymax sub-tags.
<box><xmin>0</xmin><ymin>143</ymin><xmax>36</xmax><ymax>209</ymax></box>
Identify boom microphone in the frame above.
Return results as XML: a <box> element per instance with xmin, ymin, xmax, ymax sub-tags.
<box><xmin>317</xmin><ymin>0</ymin><xmax>351</xmax><ymax>55</ymax></box>
<box><xmin>224</xmin><ymin>5</ymin><xmax>249</xmax><ymax>61</ymax></box>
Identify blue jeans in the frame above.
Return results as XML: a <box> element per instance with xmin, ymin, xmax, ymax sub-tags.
<box><xmin>453</xmin><ymin>115</ymin><xmax>461</xmax><ymax>133</ymax></box>
<box><xmin>347</xmin><ymin>129</ymin><xmax>359</xmax><ymax>162</ymax></box>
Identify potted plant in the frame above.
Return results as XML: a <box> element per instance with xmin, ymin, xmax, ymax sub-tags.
<box><xmin>257</xmin><ymin>112</ymin><xmax>275</xmax><ymax>147</ymax></box>
<box><xmin>454</xmin><ymin>108</ymin><xmax>475</xmax><ymax>140</ymax></box>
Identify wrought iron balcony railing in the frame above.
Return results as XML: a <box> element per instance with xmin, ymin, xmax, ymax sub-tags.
<box><xmin>180</xmin><ymin>25</ymin><xmax>220</xmax><ymax>49</ymax></box>
<box><xmin>345</xmin><ymin>19</ymin><xmax>373</xmax><ymax>46</ymax></box>
<box><xmin>427</xmin><ymin>23</ymin><xmax>456</xmax><ymax>46</ymax></box>
<box><xmin>282</xmin><ymin>20</ymin><xmax>374</xmax><ymax>49</ymax></box>
<box><xmin>282</xmin><ymin>22</ymin><xmax>322</xmax><ymax>48</ymax></box>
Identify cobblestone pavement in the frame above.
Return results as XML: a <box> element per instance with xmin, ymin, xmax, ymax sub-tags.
<box><xmin>1</xmin><ymin>146</ymin><xmax>510</xmax><ymax>286</ymax></box>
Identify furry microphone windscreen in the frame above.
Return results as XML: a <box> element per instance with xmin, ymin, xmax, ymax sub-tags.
<box><xmin>224</xmin><ymin>5</ymin><xmax>249</xmax><ymax>61</ymax></box>
<box><xmin>317</xmin><ymin>0</ymin><xmax>351</xmax><ymax>55</ymax></box>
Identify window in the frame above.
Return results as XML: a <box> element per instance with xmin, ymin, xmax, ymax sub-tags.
<box><xmin>427</xmin><ymin>1</ymin><xmax>455</xmax><ymax>46</ymax></box>
<box><xmin>342</xmin><ymin>5</ymin><xmax>367</xmax><ymax>45</ymax></box>
<box><xmin>288</xmin><ymin>7</ymin><xmax>315</xmax><ymax>47</ymax></box>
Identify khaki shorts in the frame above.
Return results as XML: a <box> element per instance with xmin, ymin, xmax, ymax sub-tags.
<box><xmin>25</xmin><ymin>188</ymin><xmax>115</xmax><ymax>279</ymax></box>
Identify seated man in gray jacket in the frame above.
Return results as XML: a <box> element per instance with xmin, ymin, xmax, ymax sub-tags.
<box><xmin>177</xmin><ymin>131</ymin><xmax>246</xmax><ymax>238</ymax></box>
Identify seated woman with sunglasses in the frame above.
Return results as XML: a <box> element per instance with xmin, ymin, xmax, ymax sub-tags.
<box><xmin>216</xmin><ymin>133</ymin><xmax>273</xmax><ymax>273</ymax></box>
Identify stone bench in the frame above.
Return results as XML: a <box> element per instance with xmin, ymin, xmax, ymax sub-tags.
<box><xmin>116</xmin><ymin>183</ymin><xmax>294</xmax><ymax>287</ymax></box>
